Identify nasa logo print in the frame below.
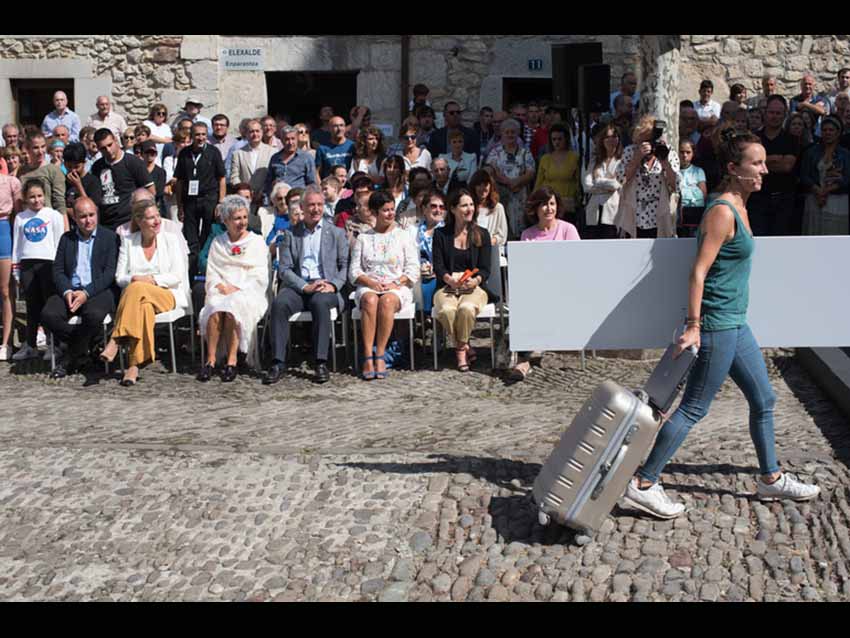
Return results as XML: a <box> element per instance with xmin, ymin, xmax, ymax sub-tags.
<box><xmin>24</xmin><ymin>217</ymin><xmax>49</xmax><ymax>243</ymax></box>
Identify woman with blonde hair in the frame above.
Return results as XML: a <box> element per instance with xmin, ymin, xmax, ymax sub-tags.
<box><xmin>100</xmin><ymin>199</ymin><xmax>189</xmax><ymax>386</ymax></box>
<box><xmin>294</xmin><ymin>123</ymin><xmax>316</xmax><ymax>162</ymax></box>
<box><xmin>615</xmin><ymin>114</ymin><xmax>681</xmax><ymax>238</ymax></box>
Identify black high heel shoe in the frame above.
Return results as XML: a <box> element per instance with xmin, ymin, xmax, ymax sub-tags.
<box><xmin>197</xmin><ymin>363</ymin><xmax>214</xmax><ymax>383</ymax></box>
<box><xmin>221</xmin><ymin>365</ymin><xmax>238</xmax><ymax>383</ymax></box>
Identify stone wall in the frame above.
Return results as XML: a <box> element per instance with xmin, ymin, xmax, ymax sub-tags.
<box><xmin>410</xmin><ymin>34</ymin><xmax>642</xmax><ymax>125</ymax></box>
<box><xmin>0</xmin><ymin>35</ymin><xmax>191</xmax><ymax>125</ymax></box>
<box><xmin>680</xmin><ymin>35</ymin><xmax>850</xmax><ymax>104</ymax></box>
<box><xmin>3</xmin><ymin>35</ymin><xmax>850</xmax><ymax>134</ymax></box>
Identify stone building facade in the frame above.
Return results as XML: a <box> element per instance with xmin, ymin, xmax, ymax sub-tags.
<box><xmin>0</xmin><ymin>34</ymin><xmax>847</xmax><ymax>142</ymax></box>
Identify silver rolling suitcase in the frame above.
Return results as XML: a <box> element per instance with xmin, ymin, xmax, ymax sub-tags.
<box><xmin>533</xmin><ymin>345</ymin><xmax>697</xmax><ymax>534</ymax></box>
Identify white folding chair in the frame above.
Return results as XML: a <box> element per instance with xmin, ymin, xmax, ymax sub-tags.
<box><xmin>432</xmin><ymin>247</ymin><xmax>504</xmax><ymax>371</ymax></box>
<box><xmin>351</xmin><ymin>296</ymin><xmax>416</xmax><ymax>372</ymax></box>
<box><xmin>49</xmin><ymin>314</ymin><xmax>114</xmax><ymax>374</ymax></box>
<box><xmin>258</xmin><ymin>254</ymin><xmax>349</xmax><ymax>372</ymax></box>
<box><xmin>154</xmin><ymin>307</ymin><xmax>195</xmax><ymax>374</ymax></box>
<box><xmin>120</xmin><ymin>252</ymin><xmax>195</xmax><ymax>374</ymax></box>
<box><xmin>288</xmin><ymin>307</ymin><xmax>347</xmax><ymax>373</ymax></box>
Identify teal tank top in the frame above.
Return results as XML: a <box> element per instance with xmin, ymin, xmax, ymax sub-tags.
<box><xmin>697</xmin><ymin>199</ymin><xmax>755</xmax><ymax>332</ymax></box>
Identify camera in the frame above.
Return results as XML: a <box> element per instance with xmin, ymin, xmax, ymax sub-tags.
<box><xmin>650</xmin><ymin>120</ymin><xmax>670</xmax><ymax>162</ymax></box>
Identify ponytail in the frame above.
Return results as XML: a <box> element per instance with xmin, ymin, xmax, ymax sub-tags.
<box><xmin>716</xmin><ymin>127</ymin><xmax>761</xmax><ymax>191</ymax></box>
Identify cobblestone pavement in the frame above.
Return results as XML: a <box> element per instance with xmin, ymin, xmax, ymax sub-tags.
<box><xmin>1</xmin><ymin>345</ymin><xmax>849</xmax><ymax>602</ymax></box>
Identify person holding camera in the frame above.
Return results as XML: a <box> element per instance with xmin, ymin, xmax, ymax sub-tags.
<box><xmin>615</xmin><ymin>115</ymin><xmax>681</xmax><ymax>238</ymax></box>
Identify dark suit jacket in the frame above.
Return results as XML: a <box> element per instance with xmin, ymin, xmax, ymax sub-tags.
<box><xmin>427</xmin><ymin>125</ymin><xmax>480</xmax><ymax>160</ymax></box>
<box><xmin>278</xmin><ymin>221</ymin><xmax>350</xmax><ymax>312</ymax></box>
<box><xmin>53</xmin><ymin>226</ymin><xmax>120</xmax><ymax>299</ymax></box>
<box><xmin>432</xmin><ymin>225</ymin><xmax>498</xmax><ymax>304</ymax></box>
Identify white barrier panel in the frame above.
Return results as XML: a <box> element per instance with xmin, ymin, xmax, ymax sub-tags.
<box><xmin>507</xmin><ymin>237</ymin><xmax>850</xmax><ymax>351</ymax></box>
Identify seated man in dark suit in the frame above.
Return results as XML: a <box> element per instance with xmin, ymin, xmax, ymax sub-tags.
<box><xmin>41</xmin><ymin>197</ymin><xmax>120</xmax><ymax>378</ymax></box>
<box><xmin>265</xmin><ymin>185</ymin><xmax>349</xmax><ymax>385</ymax></box>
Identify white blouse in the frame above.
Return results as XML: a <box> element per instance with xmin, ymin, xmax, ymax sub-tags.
<box><xmin>116</xmin><ymin>231</ymin><xmax>190</xmax><ymax>310</ymax></box>
<box><xmin>349</xmin><ymin>226</ymin><xmax>420</xmax><ymax>287</ymax></box>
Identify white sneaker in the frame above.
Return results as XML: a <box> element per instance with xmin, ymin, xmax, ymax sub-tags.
<box><xmin>623</xmin><ymin>478</ymin><xmax>686</xmax><ymax>520</ymax></box>
<box><xmin>36</xmin><ymin>328</ymin><xmax>47</xmax><ymax>349</ymax></box>
<box><xmin>757</xmin><ymin>473</ymin><xmax>821</xmax><ymax>503</ymax></box>
<box><xmin>12</xmin><ymin>344</ymin><xmax>38</xmax><ymax>361</ymax></box>
<box><xmin>0</xmin><ymin>345</ymin><xmax>9</xmax><ymax>361</ymax></box>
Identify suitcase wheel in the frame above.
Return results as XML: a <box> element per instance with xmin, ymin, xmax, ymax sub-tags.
<box><xmin>538</xmin><ymin>511</ymin><xmax>551</xmax><ymax>527</ymax></box>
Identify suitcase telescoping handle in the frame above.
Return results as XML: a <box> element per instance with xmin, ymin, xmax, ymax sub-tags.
<box><xmin>590</xmin><ymin>425</ymin><xmax>639</xmax><ymax>500</ymax></box>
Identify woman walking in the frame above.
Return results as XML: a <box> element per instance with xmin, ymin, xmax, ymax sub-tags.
<box><xmin>624</xmin><ymin>129</ymin><xmax>821</xmax><ymax>520</ymax></box>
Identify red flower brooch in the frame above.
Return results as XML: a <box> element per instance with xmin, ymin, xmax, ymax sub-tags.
<box><xmin>231</xmin><ymin>246</ymin><xmax>243</xmax><ymax>257</ymax></box>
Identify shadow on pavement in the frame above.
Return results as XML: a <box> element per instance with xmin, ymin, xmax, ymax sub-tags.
<box><xmin>488</xmin><ymin>495</ymin><xmax>579</xmax><ymax>546</ymax></box>
<box><xmin>777</xmin><ymin>353</ymin><xmax>850</xmax><ymax>469</ymax></box>
<box><xmin>339</xmin><ymin>454</ymin><xmax>541</xmax><ymax>493</ymax></box>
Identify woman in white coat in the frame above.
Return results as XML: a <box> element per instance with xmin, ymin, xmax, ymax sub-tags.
<box><xmin>197</xmin><ymin>195</ymin><xmax>269</xmax><ymax>382</ymax></box>
<box><xmin>582</xmin><ymin>124</ymin><xmax>624</xmax><ymax>239</ymax></box>
<box><xmin>101</xmin><ymin>200</ymin><xmax>190</xmax><ymax>386</ymax></box>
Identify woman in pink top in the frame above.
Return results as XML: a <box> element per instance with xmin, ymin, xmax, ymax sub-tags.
<box><xmin>510</xmin><ymin>187</ymin><xmax>580</xmax><ymax>381</ymax></box>
<box><xmin>520</xmin><ymin>187</ymin><xmax>581</xmax><ymax>242</ymax></box>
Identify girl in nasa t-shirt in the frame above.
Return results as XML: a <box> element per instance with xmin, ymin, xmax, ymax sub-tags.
<box><xmin>11</xmin><ymin>179</ymin><xmax>66</xmax><ymax>360</ymax></box>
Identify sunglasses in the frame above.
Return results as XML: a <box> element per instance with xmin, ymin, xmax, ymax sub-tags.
<box><xmin>145</xmin><ymin>150</ymin><xmax>158</xmax><ymax>156</ymax></box>
<box><xmin>154</xmin><ymin>111</ymin><xmax>166</xmax><ymax>116</ymax></box>
<box><xmin>403</xmin><ymin>135</ymin><xmax>417</xmax><ymax>141</ymax></box>
<box><xmin>297</xmin><ymin>130</ymin><xmax>308</xmax><ymax>134</ymax></box>
<box><xmin>123</xmin><ymin>135</ymin><xmax>135</xmax><ymax>141</ymax></box>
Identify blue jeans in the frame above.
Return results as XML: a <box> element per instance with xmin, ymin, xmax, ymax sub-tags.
<box><xmin>638</xmin><ymin>324</ymin><xmax>780</xmax><ymax>484</ymax></box>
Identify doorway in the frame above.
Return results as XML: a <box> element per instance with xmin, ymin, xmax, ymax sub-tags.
<box><xmin>10</xmin><ymin>79</ymin><xmax>75</xmax><ymax>128</ymax></box>
<box><xmin>501</xmin><ymin>78</ymin><xmax>553</xmax><ymax>111</ymax></box>
<box><xmin>266</xmin><ymin>72</ymin><xmax>359</xmax><ymax>131</ymax></box>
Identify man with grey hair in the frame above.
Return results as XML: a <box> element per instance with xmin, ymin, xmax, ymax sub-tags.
<box><xmin>432</xmin><ymin>157</ymin><xmax>451</xmax><ymax>194</ymax></box>
<box><xmin>263</xmin><ymin>125</ymin><xmax>316</xmax><ymax>198</ymax></box>
<box><xmin>230</xmin><ymin>119</ymin><xmax>275</xmax><ymax>203</ymax></box>
<box><xmin>52</xmin><ymin>125</ymin><xmax>71</xmax><ymax>145</ymax></box>
<box><xmin>610</xmin><ymin>72</ymin><xmax>641</xmax><ymax>114</ymax></box>
<box><xmin>42</xmin><ymin>91</ymin><xmax>81</xmax><ymax>142</ymax></box>
<box><xmin>86</xmin><ymin>96</ymin><xmax>127</xmax><ymax>138</ymax></box>
<box><xmin>265</xmin><ymin>184</ymin><xmax>349</xmax><ymax>386</ymax></box>
<box><xmin>2</xmin><ymin>123</ymin><xmax>20</xmax><ymax>148</ymax></box>
<box><xmin>791</xmin><ymin>73</ymin><xmax>829</xmax><ymax>134</ymax></box>
<box><xmin>748</xmin><ymin>74</ymin><xmax>779</xmax><ymax>113</ymax></box>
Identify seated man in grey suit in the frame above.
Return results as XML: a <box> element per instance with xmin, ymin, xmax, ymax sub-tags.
<box><xmin>265</xmin><ymin>185</ymin><xmax>349</xmax><ymax>385</ymax></box>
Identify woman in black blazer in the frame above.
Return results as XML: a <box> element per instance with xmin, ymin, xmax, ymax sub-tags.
<box><xmin>432</xmin><ymin>188</ymin><xmax>494</xmax><ymax>372</ymax></box>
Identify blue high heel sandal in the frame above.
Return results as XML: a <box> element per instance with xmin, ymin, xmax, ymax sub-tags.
<box><xmin>362</xmin><ymin>356</ymin><xmax>378</xmax><ymax>381</ymax></box>
<box><xmin>374</xmin><ymin>354</ymin><xmax>390</xmax><ymax>380</ymax></box>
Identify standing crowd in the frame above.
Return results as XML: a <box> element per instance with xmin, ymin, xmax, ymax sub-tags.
<box><xmin>0</xmin><ymin>70</ymin><xmax>847</xmax><ymax>383</ymax></box>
